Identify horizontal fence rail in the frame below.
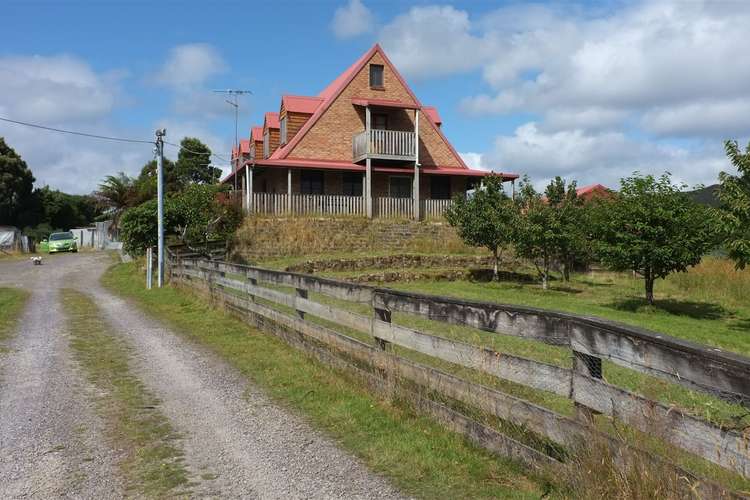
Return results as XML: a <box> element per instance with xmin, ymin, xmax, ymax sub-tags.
<box><xmin>168</xmin><ymin>254</ymin><xmax>750</xmax><ymax>495</ymax></box>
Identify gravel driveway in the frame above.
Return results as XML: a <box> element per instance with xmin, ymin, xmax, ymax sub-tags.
<box><xmin>0</xmin><ymin>253</ymin><xmax>404</xmax><ymax>499</ymax></box>
<box><xmin>0</xmin><ymin>254</ymin><xmax>123</xmax><ymax>498</ymax></box>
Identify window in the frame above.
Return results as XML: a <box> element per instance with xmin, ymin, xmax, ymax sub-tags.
<box><xmin>263</xmin><ymin>130</ymin><xmax>270</xmax><ymax>158</ymax></box>
<box><xmin>389</xmin><ymin>176</ymin><xmax>412</xmax><ymax>198</ymax></box>
<box><xmin>280</xmin><ymin>116</ymin><xmax>287</xmax><ymax>144</ymax></box>
<box><xmin>369</xmin><ymin>64</ymin><xmax>384</xmax><ymax>88</ymax></box>
<box><xmin>372</xmin><ymin>113</ymin><xmax>388</xmax><ymax>130</ymax></box>
<box><xmin>430</xmin><ymin>176</ymin><xmax>451</xmax><ymax>199</ymax></box>
<box><xmin>342</xmin><ymin>172</ymin><xmax>363</xmax><ymax>196</ymax></box>
<box><xmin>301</xmin><ymin>170</ymin><xmax>325</xmax><ymax>195</ymax></box>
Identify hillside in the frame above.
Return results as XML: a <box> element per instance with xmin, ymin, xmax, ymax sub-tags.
<box><xmin>687</xmin><ymin>184</ymin><xmax>720</xmax><ymax>207</ymax></box>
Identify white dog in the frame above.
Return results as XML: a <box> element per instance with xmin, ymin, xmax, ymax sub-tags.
<box><xmin>31</xmin><ymin>256</ymin><xmax>43</xmax><ymax>265</ymax></box>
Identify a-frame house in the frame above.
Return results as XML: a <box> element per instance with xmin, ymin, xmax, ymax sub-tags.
<box><xmin>226</xmin><ymin>44</ymin><xmax>517</xmax><ymax>219</ymax></box>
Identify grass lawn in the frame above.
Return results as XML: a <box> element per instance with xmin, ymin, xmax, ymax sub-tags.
<box><xmin>0</xmin><ymin>287</ymin><xmax>28</xmax><ymax>348</ymax></box>
<box><xmin>103</xmin><ymin>261</ymin><xmax>552</xmax><ymax>499</ymax></box>
<box><xmin>62</xmin><ymin>288</ymin><xmax>190</xmax><ymax>497</ymax></box>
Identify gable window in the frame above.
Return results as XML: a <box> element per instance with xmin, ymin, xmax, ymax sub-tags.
<box><xmin>263</xmin><ymin>130</ymin><xmax>270</xmax><ymax>157</ymax></box>
<box><xmin>372</xmin><ymin>113</ymin><xmax>388</xmax><ymax>130</ymax></box>
<box><xmin>342</xmin><ymin>172</ymin><xmax>363</xmax><ymax>196</ymax></box>
<box><xmin>280</xmin><ymin>116</ymin><xmax>288</xmax><ymax>144</ymax></box>
<box><xmin>430</xmin><ymin>176</ymin><xmax>451</xmax><ymax>199</ymax></box>
<box><xmin>369</xmin><ymin>64</ymin><xmax>384</xmax><ymax>88</ymax></box>
<box><xmin>301</xmin><ymin>170</ymin><xmax>325</xmax><ymax>195</ymax></box>
<box><xmin>389</xmin><ymin>176</ymin><xmax>412</xmax><ymax>198</ymax></box>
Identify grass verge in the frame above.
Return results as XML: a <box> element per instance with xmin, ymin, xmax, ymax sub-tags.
<box><xmin>61</xmin><ymin>288</ymin><xmax>190</xmax><ymax>497</ymax></box>
<box><xmin>103</xmin><ymin>261</ymin><xmax>552</xmax><ymax>499</ymax></box>
<box><xmin>0</xmin><ymin>287</ymin><xmax>28</xmax><ymax>349</ymax></box>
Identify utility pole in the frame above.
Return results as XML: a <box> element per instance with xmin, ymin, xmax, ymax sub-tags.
<box><xmin>213</xmin><ymin>89</ymin><xmax>252</xmax><ymax>191</ymax></box>
<box><xmin>155</xmin><ymin>128</ymin><xmax>166</xmax><ymax>288</ymax></box>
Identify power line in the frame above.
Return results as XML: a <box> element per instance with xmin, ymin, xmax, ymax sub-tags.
<box><xmin>163</xmin><ymin>140</ymin><xmax>230</xmax><ymax>163</ymax></box>
<box><xmin>0</xmin><ymin>115</ymin><xmax>232</xmax><ymax>164</ymax></box>
<box><xmin>0</xmin><ymin>116</ymin><xmax>154</xmax><ymax>144</ymax></box>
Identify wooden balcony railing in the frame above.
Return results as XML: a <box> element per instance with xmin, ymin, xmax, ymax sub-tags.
<box><xmin>353</xmin><ymin>129</ymin><xmax>417</xmax><ymax>162</ymax></box>
<box><xmin>240</xmin><ymin>192</ymin><xmax>453</xmax><ymax>219</ymax></box>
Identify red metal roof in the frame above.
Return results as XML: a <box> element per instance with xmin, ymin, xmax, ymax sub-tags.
<box><xmin>282</xmin><ymin>95</ymin><xmax>323</xmax><ymax>114</ymax></box>
<box><xmin>576</xmin><ymin>183</ymin><xmax>612</xmax><ymax>200</ymax></box>
<box><xmin>251</xmin><ymin>126</ymin><xmax>263</xmax><ymax>142</ymax></box>
<box><xmin>228</xmin><ymin>44</ymin><xmax>517</xmax><ymax>180</ymax></box>
<box><xmin>422</xmin><ymin>106</ymin><xmax>441</xmax><ymax>125</ymax></box>
<box><xmin>264</xmin><ymin>112</ymin><xmax>280</xmax><ymax>129</ymax></box>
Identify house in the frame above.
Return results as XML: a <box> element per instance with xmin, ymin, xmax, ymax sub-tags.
<box><xmin>224</xmin><ymin>43</ymin><xmax>518</xmax><ymax>219</ymax></box>
<box><xmin>575</xmin><ymin>183</ymin><xmax>612</xmax><ymax>201</ymax></box>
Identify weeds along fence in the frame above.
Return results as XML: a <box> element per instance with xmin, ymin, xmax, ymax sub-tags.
<box><xmin>168</xmin><ymin>254</ymin><xmax>750</xmax><ymax>497</ymax></box>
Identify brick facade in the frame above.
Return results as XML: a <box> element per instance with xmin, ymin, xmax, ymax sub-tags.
<box><xmin>288</xmin><ymin>52</ymin><xmax>460</xmax><ymax>168</ymax></box>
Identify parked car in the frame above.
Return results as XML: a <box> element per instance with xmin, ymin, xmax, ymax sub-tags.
<box><xmin>47</xmin><ymin>231</ymin><xmax>78</xmax><ymax>253</ymax></box>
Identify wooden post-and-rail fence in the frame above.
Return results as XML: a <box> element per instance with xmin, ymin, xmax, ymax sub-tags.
<box><xmin>168</xmin><ymin>253</ymin><xmax>750</xmax><ymax>498</ymax></box>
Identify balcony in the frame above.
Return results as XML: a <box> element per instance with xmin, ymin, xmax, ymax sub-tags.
<box><xmin>352</xmin><ymin>129</ymin><xmax>417</xmax><ymax>163</ymax></box>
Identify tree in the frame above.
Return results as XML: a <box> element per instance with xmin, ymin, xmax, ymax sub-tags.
<box><xmin>0</xmin><ymin>138</ymin><xmax>35</xmax><ymax>224</ymax></box>
<box><xmin>514</xmin><ymin>177</ymin><xmax>558</xmax><ymax>289</ymax></box>
<box><xmin>120</xmin><ymin>184</ymin><xmax>240</xmax><ymax>255</ymax></box>
<box><xmin>176</xmin><ymin>137</ymin><xmax>221</xmax><ymax>185</ymax></box>
<box><xmin>95</xmin><ymin>172</ymin><xmax>136</xmax><ymax>229</ymax></box>
<box><xmin>718</xmin><ymin>140</ymin><xmax>750</xmax><ymax>269</ymax></box>
<box><xmin>592</xmin><ymin>173</ymin><xmax>719</xmax><ymax>305</ymax></box>
<box><xmin>444</xmin><ymin>174</ymin><xmax>517</xmax><ymax>280</ymax></box>
<box><xmin>134</xmin><ymin>157</ymin><xmax>179</xmax><ymax>200</ymax></box>
<box><xmin>544</xmin><ymin>177</ymin><xmax>589</xmax><ymax>281</ymax></box>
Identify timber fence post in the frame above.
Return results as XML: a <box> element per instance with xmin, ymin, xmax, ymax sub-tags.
<box><xmin>295</xmin><ymin>287</ymin><xmax>308</xmax><ymax>320</ymax></box>
<box><xmin>373</xmin><ymin>292</ymin><xmax>392</xmax><ymax>352</ymax></box>
<box><xmin>571</xmin><ymin>349</ymin><xmax>603</xmax><ymax>425</ymax></box>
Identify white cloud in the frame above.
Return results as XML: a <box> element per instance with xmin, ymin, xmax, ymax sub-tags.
<box><xmin>155</xmin><ymin>43</ymin><xmax>226</xmax><ymax>88</ymax></box>
<box><xmin>331</xmin><ymin>0</ymin><xmax>374</xmax><ymax>39</ymax></box>
<box><xmin>0</xmin><ymin>54</ymin><xmax>152</xmax><ymax>195</ymax></box>
<box><xmin>379</xmin><ymin>6</ymin><xmax>494</xmax><ymax>80</ymax></box>
<box><xmin>0</xmin><ymin>54</ymin><xmax>120</xmax><ymax>123</ymax></box>
<box><xmin>484</xmin><ymin>122</ymin><xmax>727</xmax><ymax>190</ymax></box>
<box><xmin>384</xmin><ymin>1</ymin><xmax>750</xmax><ymax>139</ymax></box>
<box><xmin>0</xmin><ymin>119</ymin><xmax>152</xmax><ymax>195</ymax></box>
<box><xmin>376</xmin><ymin>0</ymin><xmax>750</xmax><ymax>187</ymax></box>
<box><xmin>641</xmin><ymin>99</ymin><xmax>750</xmax><ymax>138</ymax></box>
<box><xmin>458</xmin><ymin>152</ymin><xmax>485</xmax><ymax>170</ymax></box>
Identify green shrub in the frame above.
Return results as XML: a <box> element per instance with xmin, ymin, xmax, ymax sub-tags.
<box><xmin>120</xmin><ymin>184</ymin><xmax>240</xmax><ymax>255</ymax></box>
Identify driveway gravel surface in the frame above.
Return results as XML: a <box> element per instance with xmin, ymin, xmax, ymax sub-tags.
<box><xmin>0</xmin><ymin>254</ymin><xmax>124</xmax><ymax>498</ymax></box>
<box><xmin>0</xmin><ymin>252</ymin><xmax>404</xmax><ymax>499</ymax></box>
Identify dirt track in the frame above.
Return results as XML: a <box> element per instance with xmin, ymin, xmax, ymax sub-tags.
<box><xmin>0</xmin><ymin>253</ymin><xmax>403</xmax><ymax>499</ymax></box>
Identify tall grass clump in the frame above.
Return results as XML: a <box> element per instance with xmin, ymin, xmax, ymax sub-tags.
<box><xmin>562</xmin><ymin>437</ymin><xmax>691</xmax><ymax>500</ymax></box>
<box><xmin>668</xmin><ymin>256</ymin><xmax>750</xmax><ymax>309</ymax></box>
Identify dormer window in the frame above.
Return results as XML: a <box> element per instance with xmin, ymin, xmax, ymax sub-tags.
<box><xmin>280</xmin><ymin>116</ymin><xmax>288</xmax><ymax>144</ymax></box>
<box><xmin>263</xmin><ymin>130</ymin><xmax>270</xmax><ymax>158</ymax></box>
<box><xmin>369</xmin><ymin>64</ymin><xmax>384</xmax><ymax>88</ymax></box>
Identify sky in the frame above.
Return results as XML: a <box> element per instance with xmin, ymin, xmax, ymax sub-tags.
<box><xmin>1</xmin><ymin>0</ymin><xmax>748</xmax><ymax>194</ymax></box>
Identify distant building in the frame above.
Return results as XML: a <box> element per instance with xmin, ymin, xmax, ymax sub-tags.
<box><xmin>575</xmin><ymin>183</ymin><xmax>613</xmax><ymax>201</ymax></box>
